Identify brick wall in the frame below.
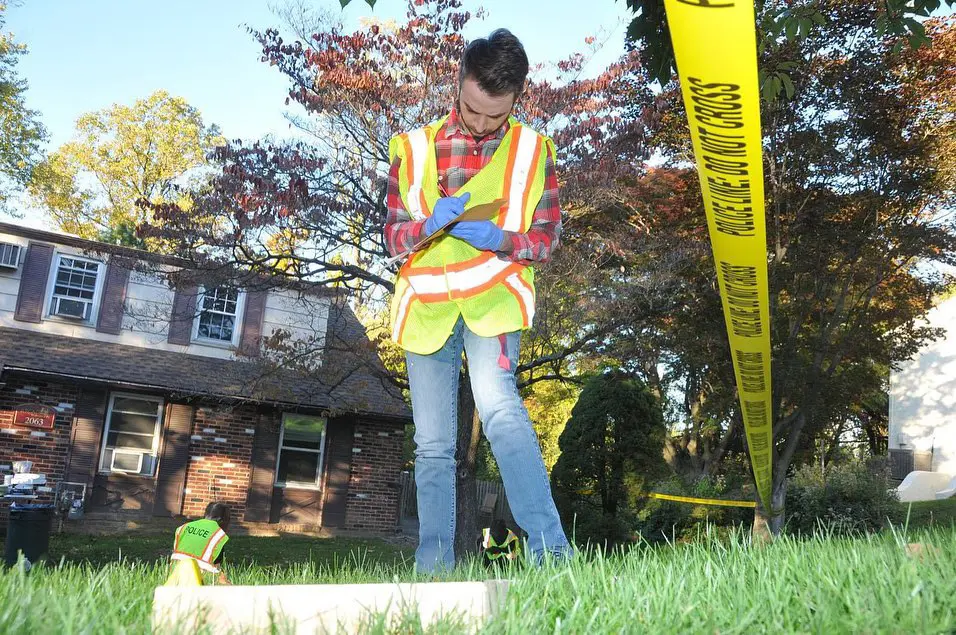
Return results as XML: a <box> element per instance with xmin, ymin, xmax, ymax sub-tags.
<box><xmin>344</xmin><ymin>419</ymin><xmax>405</xmax><ymax>532</ymax></box>
<box><xmin>181</xmin><ymin>404</ymin><xmax>264</xmax><ymax>519</ymax></box>
<box><xmin>0</xmin><ymin>375</ymin><xmax>409</xmax><ymax>535</ymax></box>
<box><xmin>0</xmin><ymin>378</ymin><xmax>78</xmax><ymax>523</ymax></box>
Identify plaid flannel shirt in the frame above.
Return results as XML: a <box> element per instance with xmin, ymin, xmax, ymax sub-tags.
<box><xmin>384</xmin><ymin>108</ymin><xmax>562</xmax><ymax>265</ymax></box>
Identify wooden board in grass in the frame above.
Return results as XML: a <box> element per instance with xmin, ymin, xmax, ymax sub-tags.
<box><xmin>153</xmin><ymin>580</ymin><xmax>510</xmax><ymax>634</ymax></box>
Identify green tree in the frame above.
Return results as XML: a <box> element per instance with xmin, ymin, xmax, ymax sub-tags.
<box><xmin>525</xmin><ymin>380</ymin><xmax>580</xmax><ymax>474</ymax></box>
<box><xmin>29</xmin><ymin>90</ymin><xmax>223</xmax><ymax>247</ymax></box>
<box><xmin>551</xmin><ymin>371</ymin><xmax>669</xmax><ymax>546</ymax></box>
<box><xmin>632</xmin><ymin>10</ymin><xmax>956</xmax><ymax>533</ymax></box>
<box><xmin>623</xmin><ymin>0</ymin><xmax>956</xmax><ymax>89</ymax></box>
<box><xmin>0</xmin><ymin>2</ymin><xmax>46</xmax><ymax>214</ymax></box>
<box><xmin>474</xmin><ymin>379</ymin><xmax>580</xmax><ymax>482</ymax></box>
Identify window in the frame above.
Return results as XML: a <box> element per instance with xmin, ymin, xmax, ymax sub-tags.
<box><xmin>99</xmin><ymin>393</ymin><xmax>164</xmax><ymax>477</ymax></box>
<box><xmin>0</xmin><ymin>242</ymin><xmax>21</xmax><ymax>269</ymax></box>
<box><xmin>49</xmin><ymin>255</ymin><xmax>102</xmax><ymax>322</ymax></box>
<box><xmin>275</xmin><ymin>414</ymin><xmax>327</xmax><ymax>489</ymax></box>
<box><xmin>193</xmin><ymin>286</ymin><xmax>243</xmax><ymax>345</ymax></box>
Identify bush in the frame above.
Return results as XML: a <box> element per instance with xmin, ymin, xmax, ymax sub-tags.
<box><xmin>636</xmin><ymin>472</ymin><xmax>753</xmax><ymax>544</ymax></box>
<box><xmin>551</xmin><ymin>371</ymin><xmax>668</xmax><ymax>548</ymax></box>
<box><xmin>785</xmin><ymin>458</ymin><xmax>902</xmax><ymax>536</ymax></box>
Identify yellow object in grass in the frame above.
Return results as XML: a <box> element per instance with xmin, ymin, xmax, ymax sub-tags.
<box><xmin>164</xmin><ymin>557</ymin><xmax>204</xmax><ymax>586</ymax></box>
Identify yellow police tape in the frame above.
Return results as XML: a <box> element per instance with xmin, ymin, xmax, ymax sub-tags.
<box><xmin>647</xmin><ymin>492</ymin><xmax>757</xmax><ymax>509</ymax></box>
<box><xmin>663</xmin><ymin>0</ymin><xmax>773</xmax><ymax>509</ymax></box>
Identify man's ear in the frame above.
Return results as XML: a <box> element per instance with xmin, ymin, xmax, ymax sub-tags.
<box><xmin>512</xmin><ymin>81</ymin><xmax>527</xmax><ymax>110</ymax></box>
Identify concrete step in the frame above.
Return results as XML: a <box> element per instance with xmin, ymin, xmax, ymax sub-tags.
<box><xmin>154</xmin><ymin>580</ymin><xmax>509</xmax><ymax>634</ymax></box>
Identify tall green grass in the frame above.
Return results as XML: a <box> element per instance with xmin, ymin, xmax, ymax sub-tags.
<box><xmin>1</xmin><ymin>527</ymin><xmax>953</xmax><ymax>634</ymax></box>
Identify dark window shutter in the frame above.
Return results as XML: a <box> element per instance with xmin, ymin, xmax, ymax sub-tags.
<box><xmin>153</xmin><ymin>403</ymin><xmax>194</xmax><ymax>517</ymax></box>
<box><xmin>66</xmin><ymin>389</ymin><xmax>108</xmax><ymax>486</ymax></box>
<box><xmin>95</xmin><ymin>258</ymin><xmax>131</xmax><ymax>335</ymax></box>
<box><xmin>238</xmin><ymin>290</ymin><xmax>267</xmax><ymax>356</ymax></box>
<box><xmin>321</xmin><ymin>418</ymin><xmax>354</xmax><ymax>528</ymax></box>
<box><xmin>244</xmin><ymin>413</ymin><xmax>280</xmax><ymax>522</ymax></box>
<box><xmin>167</xmin><ymin>284</ymin><xmax>197</xmax><ymax>345</ymax></box>
<box><xmin>14</xmin><ymin>242</ymin><xmax>55</xmax><ymax>323</ymax></box>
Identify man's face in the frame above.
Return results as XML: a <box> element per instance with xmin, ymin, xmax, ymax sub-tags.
<box><xmin>457</xmin><ymin>75</ymin><xmax>517</xmax><ymax>138</ymax></box>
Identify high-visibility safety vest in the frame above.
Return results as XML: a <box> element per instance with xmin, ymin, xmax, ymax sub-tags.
<box><xmin>481</xmin><ymin>527</ymin><xmax>520</xmax><ymax>561</ymax></box>
<box><xmin>389</xmin><ymin>115</ymin><xmax>556</xmax><ymax>355</ymax></box>
<box><xmin>170</xmin><ymin>518</ymin><xmax>229</xmax><ymax>573</ymax></box>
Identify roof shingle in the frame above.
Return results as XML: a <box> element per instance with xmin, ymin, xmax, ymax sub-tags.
<box><xmin>0</xmin><ymin>312</ymin><xmax>410</xmax><ymax>420</ymax></box>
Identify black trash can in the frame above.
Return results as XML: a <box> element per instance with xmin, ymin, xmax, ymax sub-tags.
<box><xmin>4</xmin><ymin>504</ymin><xmax>53</xmax><ymax>567</ymax></box>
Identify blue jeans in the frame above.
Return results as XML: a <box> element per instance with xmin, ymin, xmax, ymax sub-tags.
<box><xmin>406</xmin><ymin>318</ymin><xmax>570</xmax><ymax>572</ymax></box>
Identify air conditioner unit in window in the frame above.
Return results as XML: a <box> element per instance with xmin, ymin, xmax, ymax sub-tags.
<box><xmin>52</xmin><ymin>297</ymin><xmax>90</xmax><ymax>320</ymax></box>
<box><xmin>0</xmin><ymin>243</ymin><xmax>20</xmax><ymax>270</ymax></box>
<box><xmin>110</xmin><ymin>450</ymin><xmax>144</xmax><ymax>474</ymax></box>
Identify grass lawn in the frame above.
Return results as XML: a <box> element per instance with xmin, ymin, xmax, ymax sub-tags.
<box><xmin>49</xmin><ymin>533</ymin><xmax>413</xmax><ymax>569</ymax></box>
<box><xmin>0</xmin><ymin>525</ymin><xmax>953</xmax><ymax>634</ymax></box>
<box><xmin>902</xmin><ymin>498</ymin><xmax>956</xmax><ymax>529</ymax></box>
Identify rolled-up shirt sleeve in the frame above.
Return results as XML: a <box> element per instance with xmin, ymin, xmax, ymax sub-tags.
<box><xmin>383</xmin><ymin>158</ymin><xmax>426</xmax><ymax>258</ymax></box>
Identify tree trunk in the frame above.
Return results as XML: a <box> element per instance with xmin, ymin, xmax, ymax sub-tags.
<box><xmin>823</xmin><ymin>420</ymin><xmax>846</xmax><ymax>467</ymax></box>
<box><xmin>454</xmin><ymin>371</ymin><xmax>481</xmax><ymax>559</ymax></box>
<box><xmin>752</xmin><ymin>479</ymin><xmax>787</xmax><ymax>542</ymax></box>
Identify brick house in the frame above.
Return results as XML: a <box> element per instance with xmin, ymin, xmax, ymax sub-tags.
<box><xmin>0</xmin><ymin>223</ymin><xmax>410</xmax><ymax>534</ymax></box>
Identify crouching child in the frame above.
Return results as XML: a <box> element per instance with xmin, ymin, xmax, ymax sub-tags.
<box><xmin>165</xmin><ymin>501</ymin><xmax>232</xmax><ymax>586</ymax></box>
<box><xmin>478</xmin><ymin>519</ymin><xmax>521</xmax><ymax>568</ymax></box>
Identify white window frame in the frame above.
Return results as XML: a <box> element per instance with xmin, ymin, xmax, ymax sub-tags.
<box><xmin>98</xmin><ymin>392</ymin><xmax>165</xmax><ymax>477</ymax></box>
<box><xmin>45</xmin><ymin>253</ymin><xmax>105</xmax><ymax>325</ymax></box>
<box><xmin>274</xmin><ymin>414</ymin><xmax>328</xmax><ymax>490</ymax></box>
<box><xmin>191</xmin><ymin>285</ymin><xmax>245</xmax><ymax>347</ymax></box>
<box><xmin>0</xmin><ymin>242</ymin><xmax>21</xmax><ymax>269</ymax></box>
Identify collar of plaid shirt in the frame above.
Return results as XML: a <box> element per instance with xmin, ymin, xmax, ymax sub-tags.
<box><xmin>441</xmin><ymin>106</ymin><xmax>510</xmax><ymax>142</ymax></box>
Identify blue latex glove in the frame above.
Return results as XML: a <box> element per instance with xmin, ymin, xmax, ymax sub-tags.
<box><xmin>423</xmin><ymin>192</ymin><xmax>471</xmax><ymax>236</ymax></box>
<box><xmin>448</xmin><ymin>220</ymin><xmax>506</xmax><ymax>251</ymax></box>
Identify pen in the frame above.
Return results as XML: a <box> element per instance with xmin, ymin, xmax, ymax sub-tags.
<box><xmin>385</xmin><ymin>180</ymin><xmax>453</xmax><ymax>268</ymax></box>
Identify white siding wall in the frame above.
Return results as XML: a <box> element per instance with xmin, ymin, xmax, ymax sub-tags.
<box><xmin>889</xmin><ymin>297</ymin><xmax>956</xmax><ymax>474</ymax></box>
<box><xmin>0</xmin><ymin>233</ymin><xmax>28</xmax><ymax>315</ymax></box>
<box><xmin>120</xmin><ymin>267</ymin><xmax>174</xmax><ymax>341</ymax></box>
<box><xmin>263</xmin><ymin>289</ymin><xmax>329</xmax><ymax>360</ymax></box>
<box><xmin>0</xmin><ymin>231</ymin><xmax>330</xmax><ymax>365</ymax></box>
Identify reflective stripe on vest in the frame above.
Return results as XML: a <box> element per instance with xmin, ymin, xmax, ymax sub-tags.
<box><xmin>388</xmin><ymin>117</ymin><xmax>552</xmax><ymax>354</ymax></box>
<box><xmin>502</xmin><ymin>273</ymin><xmax>535</xmax><ymax>327</ymax></box>
<box><xmin>501</xmin><ymin>128</ymin><xmax>543</xmax><ymax>232</ymax></box>
<box><xmin>405</xmin><ymin>254</ymin><xmax>521</xmax><ymax>300</ymax></box>
<box><xmin>403</xmin><ymin>128</ymin><xmax>430</xmax><ymax>221</ymax></box>
<box><xmin>482</xmin><ymin>527</ymin><xmax>519</xmax><ymax>560</ymax></box>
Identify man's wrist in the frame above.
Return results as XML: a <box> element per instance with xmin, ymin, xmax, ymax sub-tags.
<box><xmin>415</xmin><ymin>218</ymin><xmax>429</xmax><ymax>241</ymax></box>
<box><xmin>497</xmin><ymin>230</ymin><xmax>514</xmax><ymax>253</ymax></box>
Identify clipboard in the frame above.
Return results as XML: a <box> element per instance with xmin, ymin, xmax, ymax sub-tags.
<box><xmin>385</xmin><ymin>198</ymin><xmax>507</xmax><ymax>267</ymax></box>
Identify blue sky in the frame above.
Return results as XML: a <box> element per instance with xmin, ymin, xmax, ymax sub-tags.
<box><xmin>9</xmin><ymin>0</ymin><xmax>630</xmax><ymax>150</ymax></box>
<box><xmin>8</xmin><ymin>0</ymin><xmax>630</xmax><ymax>229</ymax></box>
<box><xmin>13</xmin><ymin>2</ymin><xmax>948</xmax><ymax>231</ymax></box>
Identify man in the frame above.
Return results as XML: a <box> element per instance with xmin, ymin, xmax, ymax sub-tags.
<box><xmin>166</xmin><ymin>501</ymin><xmax>232</xmax><ymax>585</ymax></box>
<box><xmin>384</xmin><ymin>29</ymin><xmax>571</xmax><ymax>573</ymax></box>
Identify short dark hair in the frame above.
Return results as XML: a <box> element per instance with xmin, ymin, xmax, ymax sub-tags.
<box><xmin>204</xmin><ymin>501</ymin><xmax>231</xmax><ymax>530</ymax></box>
<box><xmin>490</xmin><ymin>518</ymin><xmax>509</xmax><ymax>543</ymax></box>
<box><xmin>460</xmin><ymin>29</ymin><xmax>529</xmax><ymax>97</ymax></box>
